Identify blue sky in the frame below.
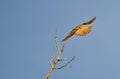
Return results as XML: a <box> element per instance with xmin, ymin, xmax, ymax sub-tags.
<box><xmin>1</xmin><ymin>0</ymin><xmax>120</xmax><ymax>79</ymax></box>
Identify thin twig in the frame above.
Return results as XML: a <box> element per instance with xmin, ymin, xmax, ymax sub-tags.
<box><xmin>61</xmin><ymin>42</ymin><xmax>66</xmax><ymax>53</ymax></box>
<box><xmin>45</xmin><ymin>31</ymin><xmax>75</xmax><ymax>79</ymax></box>
<box><xmin>55</xmin><ymin>29</ymin><xmax>61</xmax><ymax>54</ymax></box>
<box><xmin>50</xmin><ymin>50</ymin><xmax>54</xmax><ymax>66</ymax></box>
<box><xmin>45</xmin><ymin>32</ymin><xmax>63</xmax><ymax>79</ymax></box>
<box><xmin>54</xmin><ymin>56</ymin><xmax>75</xmax><ymax>69</ymax></box>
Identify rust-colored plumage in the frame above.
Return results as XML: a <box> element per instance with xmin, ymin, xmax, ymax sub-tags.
<box><xmin>62</xmin><ymin>17</ymin><xmax>96</xmax><ymax>42</ymax></box>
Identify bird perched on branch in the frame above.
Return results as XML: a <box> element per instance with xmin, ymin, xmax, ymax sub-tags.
<box><xmin>62</xmin><ymin>17</ymin><xmax>96</xmax><ymax>42</ymax></box>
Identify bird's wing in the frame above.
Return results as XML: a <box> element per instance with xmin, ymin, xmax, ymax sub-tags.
<box><xmin>82</xmin><ymin>17</ymin><xmax>96</xmax><ymax>25</ymax></box>
<box><xmin>62</xmin><ymin>17</ymin><xmax>96</xmax><ymax>42</ymax></box>
<box><xmin>62</xmin><ymin>27</ymin><xmax>79</xmax><ymax>42</ymax></box>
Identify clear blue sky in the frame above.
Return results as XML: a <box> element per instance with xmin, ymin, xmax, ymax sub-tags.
<box><xmin>1</xmin><ymin>0</ymin><xmax>120</xmax><ymax>79</ymax></box>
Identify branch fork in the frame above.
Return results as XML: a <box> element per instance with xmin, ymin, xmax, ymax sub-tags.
<box><xmin>45</xmin><ymin>32</ymin><xmax>75</xmax><ymax>79</ymax></box>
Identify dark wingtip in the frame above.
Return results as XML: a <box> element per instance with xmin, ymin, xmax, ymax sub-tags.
<box><xmin>83</xmin><ymin>16</ymin><xmax>96</xmax><ymax>25</ymax></box>
<box><xmin>93</xmin><ymin>16</ymin><xmax>96</xmax><ymax>20</ymax></box>
<box><xmin>61</xmin><ymin>39</ymin><xmax>65</xmax><ymax>42</ymax></box>
<box><xmin>91</xmin><ymin>16</ymin><xmax>96</xmax><ymax>22</ymax></box>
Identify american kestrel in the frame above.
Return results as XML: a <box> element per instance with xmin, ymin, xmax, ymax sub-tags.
<box><xmin>62</xmin><ymin>17</ymin><xmax>96</xmax><ymax>42</ymax></box>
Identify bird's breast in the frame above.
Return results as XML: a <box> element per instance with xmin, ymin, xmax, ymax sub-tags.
<box><xmin>75</xmin><ymin>26</ymin><xmax>91</xmax><ymax>36</ymax></box>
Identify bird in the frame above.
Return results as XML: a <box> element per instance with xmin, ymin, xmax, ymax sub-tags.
<box><xmin>62</xmin><ymin>17</ymin><xmax>96</xmax><ymax>42</ymax></box>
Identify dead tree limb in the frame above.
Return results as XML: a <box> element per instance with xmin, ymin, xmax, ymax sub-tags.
<box><xmin>54</xmin><ymin>56</ymin><xmax>75</xmax><ymax>69</ymax></box>
<box><xmin>44</xmin><ymin>32</ymin><xmax>75</xmax><ymax>79</ymax></box>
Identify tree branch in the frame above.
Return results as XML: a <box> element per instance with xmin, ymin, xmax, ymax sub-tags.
<box><xmin>44</xmin><ymin>32</ymin><xmax>75</xmax><ymax>79</ymax></box>
<box><xmin>54</xmin><ymin>56</ymin><xmax>75</xmax><ymax>69</ymax></box>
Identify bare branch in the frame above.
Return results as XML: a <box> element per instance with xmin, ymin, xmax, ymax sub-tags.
<box><xmin>61</xmin><ymin>42</ymin><xmax>66</xmax><ymax>53</ymax></box>
<box><xmin>59</xmin><ymin>58</ymin><xmax>68</xmax><ymax>61</ymax></box>
<box><xmin>54</xmin><ymin>56</ymin><xmax>75</xmax><ymax>69</ymax></box>
<box><xmin>45</xmin><ymin>31</ymin><xmax>75</xmax><ymax>79</ymax></box>
<box><xmin>50</xmin><ymin>50</ymin><xmax>55</xmax><ymax>66</ymax></box>
<box><xmin>55</xmin><ymin>29</ymin><xmax>61</xmax><ymax>54</ymax></box>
